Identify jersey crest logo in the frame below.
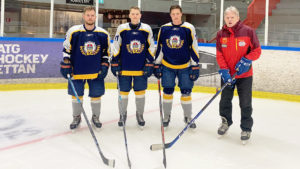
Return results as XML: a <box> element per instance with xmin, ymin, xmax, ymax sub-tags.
<box><xmin>166</xmin><ymin>35</ymin><xmax>184</xmax><ymax>49</ymax></box>
<box><xmin>80</xmin><ymin>41</ymin><xmax>100</xmax><ymax>56</ymax></box>
<box><xmin>126</xmin><ymin>40</ymin><xmax>145</xmax><ymax>54</ymax></box>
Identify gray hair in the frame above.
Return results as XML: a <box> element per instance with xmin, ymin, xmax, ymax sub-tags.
<box><xmin>224</xmin><ymin>6</ymin><xmax>239</xmax><ymax>17</ymax></box>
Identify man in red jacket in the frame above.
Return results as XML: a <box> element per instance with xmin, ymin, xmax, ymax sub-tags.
<box><xmin>216</xmin><ymin>6</ymin><xmax>261</xmax><ymax>143</ymax></box>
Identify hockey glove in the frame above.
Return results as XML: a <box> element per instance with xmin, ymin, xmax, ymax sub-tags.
<box><xmin>143</xmin><ymin>62</ymin><xmax>154</xmax><ymax>78</ymax></box>
<box><xmin>189</xmin><ymin>65</ymin><xmax>200</xmax><ymax>81</ymax></box>
<box><xmin>111</xmin><ymin>60</ymin><xmax>121</xmax><ymax>77</ymax></box>
<box><xmin>235</xmin><ymin>57</ymin><xmax>252</xmax><ymax>76</ymax></box>
<box><xmin>97</xmin><ymin>59</ymin><xmax>109</xmax><ymax>79</ymax></box>
<box><xmin>219</xmin><ymin>69</ymin><xmax>233</xmax><ymax>85</ymax></box>
<box><xmin>153</xmin><ymin>64</ymin><xmax>162</xmax><ymax>79</ymax></box>
<box><xmin>60</xmin><ymin>58</ymin><xmax>72</xmax><ymax>79</ymax></box>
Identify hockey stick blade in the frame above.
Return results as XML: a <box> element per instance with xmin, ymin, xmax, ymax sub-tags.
<box><xmin>150</xmin><ymin>142</ymin><xmax>171</xmax><ymax>151</ymax></box>
<box><xmin>150</xmin><ymin>144</ymin><xmax>164</xmax><ymax>151</ymax></box>
<box><xmin>105</xmin><ymin>159</ymin><xmax>115</xmax><ymax>168</ymax></box>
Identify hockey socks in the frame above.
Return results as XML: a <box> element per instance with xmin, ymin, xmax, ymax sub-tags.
<box><xmin>135</xmin><ymin>90</ymin><xmax>145</xmax><ymax>126</ymax></box>
<box><xmin>163</xmin><ymin>93</ymin><xmax>173</xmax><ymax>127</ymax></box>
<box><xmin>70</xmin><ymin>97</ymin><xmax>82</xmax><ymax>129</ymax></box>
<box><xmin>118</xmin><ymin>93</ymin><xmax>128</xmax><ymax>127</ymax></box>
<box><xmin>181</xmin><ymin>94</ymin><xmax>196</xmax><ymax>129</ymax></box>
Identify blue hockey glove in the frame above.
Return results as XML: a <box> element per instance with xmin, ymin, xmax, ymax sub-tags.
<box><xmin>189</xmin><ymin>65</ymin><xmax>200</xmax><ymax>81</ymax></box>
<box><xmin>235</xmin><ymin>57</ymin><xmax>252</xmax><ymax>75</ymax></box>
<box><xmin>143</xmin><ymin>62</ymin><xmax>154</xmax><ymax>78</ymax></box>
<box><xmin>60</xmin><ymin>58</ymin><xmax>72</xmax><ymax>79</ymax></box>
<box><xmin>218</xmin><ymin>69</ymin><xmax>233</xmax><ymax>84</ymax></box>
<box><xmin>111</xmin><ymin>60</ymin><xmax>121</xmax><ymax>77</ymax></box>
<box><xmin>97</xmin><ymin>59</ymin><xmax>109</xmax><ymax>79</ymax></box>
<box><xmin>153</xmin><ymin>64</ymin><xmax>162</xmax><ymax>79</ymax></box>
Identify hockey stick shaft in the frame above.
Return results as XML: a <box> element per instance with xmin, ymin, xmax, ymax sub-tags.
<box><xmin>116</xmin><ymin>73</ymin><xmax>132</xmax><ymax>169</ymax></box>
<box><xmin>156</xmin><ymin>79</ymin><xmax>167</xmax><ymax>168</ymax></box>
<box><xmin>67</xmin><ymin>75</ymin><xmax>115</xmax><ymax>167</ymax></box>
<box><xmin>151</xmin><ymin>73</ymin><xmax>237</xmax><ymax>150</ymax></box>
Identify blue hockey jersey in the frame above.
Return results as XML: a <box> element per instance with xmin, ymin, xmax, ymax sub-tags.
<box><xmin>155</xmin><ymin>22</ymin><xmax>199</xmax><ymax>69</ymax></box>
<box><xmin>111</xmin><ymin>22</ymin><xmax>155</xmax><ymax>76</ymax></box>
<box><xmin>63</xmin><ymin>24</ymin><xmax>110</xmax><ymax>80</ymax></box>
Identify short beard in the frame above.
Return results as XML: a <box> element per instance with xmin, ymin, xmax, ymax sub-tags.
<box><xmin>85</xmin><ymin>21</ymin><xmax>95</xmax><ymax>26</ymax></box>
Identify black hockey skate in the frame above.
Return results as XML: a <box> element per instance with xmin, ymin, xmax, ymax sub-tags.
<box><xmin>136</xmin><ymin>112</ymin><xmax>145</xmax><ymax>128</ymax></box>
<box><xmin>70</xmin><ymin>115</ymin><xmax>81</xmax><ymax>130</ymax></box>
<box><xmin>184</xmin><ymin>117</ymin><xmax>197</xmax><ymax>129</ymax></box>
<box><xmin>91</xmin><ymin>115</ymin><xmax>102</xmax><ymax>129</ymax></box>
<box><xmin>118</xmin><ymin>112</ymin><xmax>127</xmax><ymax>127</ymax></box>
<box><xmin>163</xmin><ymin>115</ymin><xmax>171</xmax><ymax>129</ymax></box>
<box><xmin>218</xmin><ymin>117</ymin><xmax>229</xmax><ymax>136</ymax></box>
<box><xmin>241</xmin><ymin>131</ymin><xmax>251</xmax><ymax>145</ymax></box>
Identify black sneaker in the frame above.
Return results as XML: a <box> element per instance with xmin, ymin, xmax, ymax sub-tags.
<box><xmin>91</xmin><ymin>115</ymin><xmax>102</xmax><ymax>128</ymax></box>
<box><xmin>136</xmin><ymin>113</ymin><xmax>145</xmax><ymax>127</ymax></box>
<box><xmin>70</xmin><ymin>115</ymin><xmax>81</xmax><ymax>130</ymax></box>
<box><xmin>118</xmin><ymin>112</ymin><xmax>127</xmax><ymax>127</ymax></box>
<box><xmin>218</xmin><ymin>117</ymin><xmax>229</xmax><ymax>135</ymax></box>
<box><xmin>184</xmin><ymin>117</ymin><xmax>197</xmax><ymax>129</ymax></box>
<box><xmin>163</xmin><ymin>115</ymin><xmax>170</xmax><ymax>127</ymax></box>
<box><xmin>241</xmin><ymin>131</ymin><xmax>251</xmax><ymax>141</ymax></box>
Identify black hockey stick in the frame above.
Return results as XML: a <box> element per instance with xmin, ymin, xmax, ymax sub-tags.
<box><xmin>67</xmin><ymin>75</ymin><xmax>115</xmax><ymax>167</ymax></box>
<box><xmin>153</xmin><ymin>79</ymin><xmax>167</xmax><ymax>168</ymax></box>
<box><xmin>150</xmin><ymin>73</ymin><xmax>237</xmax><ymax>151</ymax></box>
<box><xmin>116</xmin><ymin>73</ymin><xmax>132</xmax><ymax>169</ymax></box>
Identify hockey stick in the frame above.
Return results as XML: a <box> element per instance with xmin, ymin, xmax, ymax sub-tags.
<box><xmin>154</xmin><ymin>79</ymin><xmax>167</xmax><ymax>168</ymax></box>
<box><xmin>150</xmin><ymin>73</ymin><xmax>237</xmax><ymax>151</ymax></box>
<box><xmin>116</xmin><ymin>73</ymin><xmax>132</xmax><ymax>169</ymax></box>
<box><xmin>67</xmin><ymin>75</ymin><xmax>115</xmax><ymax>167</ymax></box>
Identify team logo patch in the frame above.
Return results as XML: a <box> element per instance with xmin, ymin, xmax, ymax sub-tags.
<box><xmin>222</xmin><ymin>44</ymin><xmax>227</xmax><ymax>48</ymax></box>
<box><xmin>222</xmin><ymin>38</ymin><xmax>228</xmax><ymax>44</ymax></box>
<box><xmin>238</xmin><ymin>41</ymin><xmax>246</xmax><ymax>47</ymax></box>
<box><xmin>166</xmin><ymin>35</ymin><xmax>184</xmax><ymax>49</ymax></box>
<box><xmin>80</xmin><ymin>41</ymin><xmax>100</xmax><ymax>56</ymax></box>
<box><xmin>126</xmin><ymin>40</ymin><xmax>144</xmax><ymax>54</ymax></box>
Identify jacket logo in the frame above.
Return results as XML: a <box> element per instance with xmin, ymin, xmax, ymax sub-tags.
<box><xmin>222</xmin><ymin>38</ymin><xmax>228</xmax><ymax>44</ymax></box>
<box><xmin>80</xmin><ymin>41</ymin><xmax>100</xmax><ymax>56</ymax></box>
<box><xmin>166</xmin><ymin>35</ymin><xmax>184</xmax><ymax>49</ymax></box>
<box><xmin>238</xmin><ymin>41</ymin><xmax>246</xmax><ymax>47</ymax></box>
<box><xmin>126</xmin><ymin>40</ymin><xmax>144</xmax><ymax>54</ymax></box>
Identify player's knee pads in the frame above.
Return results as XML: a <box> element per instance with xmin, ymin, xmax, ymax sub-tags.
<box><xmin>180</xmin><ymin>89</ymin><xmax>191</xmax><ymax>95</ymax></box>
<box><xmin>163</xmin><ymin>88</ymin><xmax>174</xmax><ymax>95</ymax></box>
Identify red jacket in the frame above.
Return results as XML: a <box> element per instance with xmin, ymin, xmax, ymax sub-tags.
<box><xmin>216</xmin><ymin>21</ymin><xmax>261</xmax><ymax>79</ymax></box>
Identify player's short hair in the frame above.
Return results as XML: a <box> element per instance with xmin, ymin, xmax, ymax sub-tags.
<box><xmin>129</xmin><ymin>6</ymin><xmax>141</xmax><ymax>13</ymax></box>
<box><xmin>224</xmin><ymin>6</ymin><xmax>239</xmax><ymax>17</ymax></box>
<box><xmin>83</xmin><ymin>6</ymin><xmax>96</xmax><ymax>14</ymax></box>
<box><xmin>170</xmin><ymin>5</ymin><xmax>182</xmax><ymax>13</ymax></box>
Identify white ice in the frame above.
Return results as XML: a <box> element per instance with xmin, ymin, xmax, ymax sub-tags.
<box><xmin>0</xmin><ymin>89</ymin><xmax>300</xmax><ymax>169</ymax></box>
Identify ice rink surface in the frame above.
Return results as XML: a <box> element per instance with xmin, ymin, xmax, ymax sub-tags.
<box><xmin>1</xmin><ymin>89</ymin><xmax>300</xmax><ymax>169</ymax></box>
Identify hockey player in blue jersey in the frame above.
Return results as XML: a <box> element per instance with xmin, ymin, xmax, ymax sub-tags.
<box><xmin>153</xmin><ymin>5</ymin><xmax>200</xmax><ymax>129</ymax></box>
<box><xmin>111</xmin><ymin>6</ymin><xmax>155</xmax><ymax>128</ymax></box>
<box><xmin>60</xmin><ymin>6</ymin><xmax>110</xmax><ymax>130</ymax></box>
